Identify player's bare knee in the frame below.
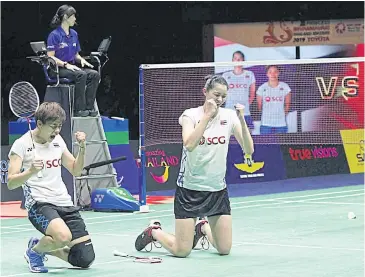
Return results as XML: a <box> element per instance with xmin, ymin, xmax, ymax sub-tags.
<box><xmin>174</xmin><ymin>250</ymin><xmax>191</xmax><ymax>258</ymax></box>
<box><xmin>68</xmin><ymin>239</ymin><xmax>95</xmax><ymax>268</ymax></box>
<box><xmin>217</xmin><ymin>246</ymin><xmax>231</xmax><ymax>255</ymax></box>
<box><xmin>53</xmin><ymin>231</ymin><xmax>72</xmax><ymax>248</ymax></box>
<box><xmin>174</xmin><ymin>246</ymin><xmax>192</xmax><ymax>258</ymax></box>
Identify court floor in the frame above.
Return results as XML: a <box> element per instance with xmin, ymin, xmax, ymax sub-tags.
<box><xmin>1</xmin><ymin>185</ymin><xmax>364</xmax><ymax>277</ymax></box>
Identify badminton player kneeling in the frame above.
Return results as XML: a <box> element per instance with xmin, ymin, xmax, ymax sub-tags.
<box><xmin>7</xmin><ymin>102</ymin><xmax>95</xmax><ymax>273</ymax></box>
<box><xmin>135</xmin><ymin>75</ymin><xmax>254</xmax><ymax>257</ymax></box>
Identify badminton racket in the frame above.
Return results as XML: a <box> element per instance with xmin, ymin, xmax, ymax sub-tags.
<box><xmin>113</xmin><ymin>250</ymin><xmax>162</xmax><ymax>264</ymax></box>
<box><xmin>9</xmin><ymin>81</ymin><xmax>43</xmax><ymax>178</ymax></box>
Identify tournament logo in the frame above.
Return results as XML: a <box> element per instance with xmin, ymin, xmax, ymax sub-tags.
<box><xmin>335</xmin><ymin>22</ymin><xmax>346</xmax><ymax>34</ymax></box>
<box><xmin>234</xmin><ymin>155</ymin><xmax>265</xmax><ymax>178</ymax></box>
<box><xmin>137</xmin><ymin>149</ymin><xmax>180</xmax><ymax>184</ymax></box>
<box><xmin>263</xmin><ymin>21</ymin><xmax>293</xmax><ymax>44</ymax></box>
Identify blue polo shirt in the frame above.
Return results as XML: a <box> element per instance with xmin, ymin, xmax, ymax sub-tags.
<box><xmin>47</xmin><ymin>27</ymin><xmax>81</xmax><ymax>64</ymax></box>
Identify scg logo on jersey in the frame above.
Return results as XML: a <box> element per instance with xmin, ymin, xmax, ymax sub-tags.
<box><xmin>46</xmin><ymin>159</ymin><xmax>62</xmax><ymax>168</ymax></box>
<box><xmin>229</xmin><ymin>83</ymin><xmax>247</xmax><ymax>89</ymax></box>
<box><xmin>265</xmin><ymin>96</ymin><xmax>283</xmax><ymax>102</ymax></box>
<box><xmin>199</xmin><ymin>136</ymin><xmax>226</xmax><ymax>145</ymax></box>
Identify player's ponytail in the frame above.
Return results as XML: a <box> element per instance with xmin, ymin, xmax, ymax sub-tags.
<box><xmin>204</xmin><ymin>74</ymin><xmax>228</xmax><ymax>91</ymax></box>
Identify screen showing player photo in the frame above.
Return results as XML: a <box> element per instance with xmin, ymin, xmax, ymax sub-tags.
<box><xmin>214</xmin><ymin>36</ymin><xmax>363</xmax><ymax>135</ymax></box>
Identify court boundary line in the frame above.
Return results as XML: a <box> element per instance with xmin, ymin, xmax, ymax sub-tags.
<box><xmin>2</xmin><ymin>236</ymin><xmax>362</xmax><ymax>277</ymax></box>
<box><xmin>1</xmin><ymin>192</ymin><xmax>362</xmax><ymax>234</ymax></box>
<box><xmin>233</xmin><ymin>241</ymin><xmax>363</xmax><ymax>251</ymax></box>
<box><xmin>1</xmin><ymin>187</ymin><xmax>363</xmax><ymax>229</ymax></box>
<box><xmin>230</xmin><ymin>188</ymin><xmax>364</xmax><ymax>206</ymax></box>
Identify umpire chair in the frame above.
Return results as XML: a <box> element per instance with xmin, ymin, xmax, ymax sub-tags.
<box><xmin>27</xmin><ymin>37</ymin><xmax>113</xmax><ymax>205</ymax></box>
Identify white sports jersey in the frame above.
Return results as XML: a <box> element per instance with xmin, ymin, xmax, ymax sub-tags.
<box><xmin>256</xmin><ymin>81</ymin><xmax>291</xmax><ymax>127</ymax></box>
<box><xmin>222</xmin><ymin>70</ymin><xmax>256</xmax><ymax>115</ymax></box>
<box><xmin>177</xmin><ymin>106</ymin><xmax>240</xmax><ymax>192</ymax></box>
<box><xmin>8</xmin><ymin>132</ymin><xmax>73</xmax><ymax>210</ymax></box>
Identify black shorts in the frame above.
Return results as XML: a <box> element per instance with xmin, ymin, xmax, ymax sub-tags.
<box><xmin>28</xmin><ymin>202</ymin><xmax>89</xmax><ymax>241</ymax></box>
<box><xmin>174</xmin><ymin>186</ymin><xmax>231</xmax><ymax>219</ymax></box>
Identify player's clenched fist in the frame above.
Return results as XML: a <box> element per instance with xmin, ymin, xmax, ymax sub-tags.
<box><xmin>234</xmin><ymin>103</ymin><xmax>245</xmax><ymax>118</ymax></box>
<box><xmin>75</xmin><ymin>131</ymin><xmax>86</xmax><ymax>148</ymax></box>
<box><xmin>30</xmin><ymin>159</ymin><xmax>44</xmax><ymax>174</ymax></box>
<box><xmin>204</xmin><ymin>99</ymin><xmax>218</xmax><ymax>118</ymax></box>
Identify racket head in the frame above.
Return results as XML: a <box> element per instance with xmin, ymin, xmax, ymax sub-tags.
<box><xmin>9</xmin><ymin>81</ymin><xmax>40</xmax><ymax>118</ymax></box>
<box><xmin>113</xmin><ymin>250</ymin><xmax>162</xmax><ymax>263</ymax></box>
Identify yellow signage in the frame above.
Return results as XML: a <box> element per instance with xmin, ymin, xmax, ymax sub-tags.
<box><xmin>341</xmin><ymin>129</ymin><xmax>364</xmax><ymax>173</ymax></box>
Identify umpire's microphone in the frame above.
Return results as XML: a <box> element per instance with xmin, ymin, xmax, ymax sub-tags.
<box><xmin>83</xmin><ymin>156</ymin><xmax>127</xmax><ymax>171</ymax></box>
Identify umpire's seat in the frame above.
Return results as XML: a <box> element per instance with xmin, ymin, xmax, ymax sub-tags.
<box><xmin>27</xmin><ymin>41</ymin><xmax>75</xmax><ymax>118</ymax></box>
<box><xmin>27</xmin><ymin>37</ymin><xmax>111</xmax><ymax>117</ymax></box>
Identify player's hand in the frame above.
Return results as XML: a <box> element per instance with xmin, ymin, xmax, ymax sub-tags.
<box><xmin>204</xmin><ymin>99</ymin><xmax>218</xmax><ymax>118</ymax></box>
<box><xmin>81</xmin><ymin>58</ymin><xmax>94</xmax><ymax>68</ymax></box>
<box><xmin>75</xmin><ymin>131</ymin><xmax>86</xmax><ymax>148</ymax></box>
<box><xmin>234</xmin><ymin>103</ymin><xmax>245</xmax><ymax>118</ymax></box>
<box><xmin>244</xmin><ymin>154</ymin><xmax>253</xmax><ymax>167</ymax></box>
<box><xmin>29</xmin><ymin>159</ymin><xmax>44</xmax><ymax>174</ymax></box>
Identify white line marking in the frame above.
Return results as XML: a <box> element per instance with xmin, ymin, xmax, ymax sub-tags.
<box><xmin>0</xmin><ymin>226</ymin><xmax>33</xmax><ymax>230</ymax></box>
<box><xmin>1</xmin><ymin>190</ymin><xmax>363</xmax><ymax>234</ymax></box>
<box><xmin>3</xmin><ymin>236</ymin><xmax>361</xmax><ymax>277</ymax></box>
<box><xmin>234</xmin><ymin>241</ymin><xmax>363</xmax><ymax>251</ymax></box>
<box><xmin>230</xmin><ymin>188</ymin><xmax>364</xmax><ymax>205</ymax></box>
<box><xmin>277</xmin><ymin>193</ymin><xmax>364</xmax><ymax>203</ymax></box>
<box><xmin>291</xmin><ymin>201</ymin><xmax>364</xmax><ymax>205</ymax></box>
<box><xmin>2</xmin><ymin>187</ymin><xmax>363</xmax><ymax>227</ymax></box>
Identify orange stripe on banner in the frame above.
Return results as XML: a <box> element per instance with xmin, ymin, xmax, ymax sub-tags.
<box><xmin>0</xmin><ymin>216</ymin><xmax>27</xmax><ymax>218</ymax></box>
<box><xmin>0</xmin><ymin>201</ymin><xmax>27</xmax><ymax>219</ymax></box>
<box><xmin>0</xmin><ymin>201</ymin><xmax>22</xmax><ymax>205</ymax></box>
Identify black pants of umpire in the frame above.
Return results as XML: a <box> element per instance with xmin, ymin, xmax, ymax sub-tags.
<box><xmin>57</xmin><ymin>67</ymin><xmax>100</xmax><ymax>112</ymax></box>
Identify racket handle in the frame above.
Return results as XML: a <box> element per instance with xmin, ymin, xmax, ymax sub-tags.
<box><xmin>113</xmin><ymin>250</ymin><xmax>128</xmax><ymax>257</ymax></box>
<box><xmin>37</xmin><ymin>170</ymin><xmax>43</xmax><ymax>178</ymax></box>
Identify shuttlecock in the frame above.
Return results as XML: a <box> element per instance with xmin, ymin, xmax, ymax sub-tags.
<box><xmin>347</xmin><ymin>212</ymin><xmax>356</xmax><ymax>219</ymax></box>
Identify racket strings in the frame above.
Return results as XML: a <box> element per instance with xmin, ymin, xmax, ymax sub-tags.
<box><xmin>200</xmin><ymin>236</ymin><xmax>210</xmax><ymax>250</ymax></box>
<box><xmin>9</xmin><ymin>82</ymin><xmax>39</xmax><ymax>117</ymax></box>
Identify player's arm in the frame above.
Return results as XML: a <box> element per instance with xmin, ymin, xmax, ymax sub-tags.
<box><xmin>257</xmin><ymin>95</ymin><xmax>263</xmax><ymax>111</ymax></box>
<box><xmin>256</xmin><ymin>84</ymin><xmax>263</xmax><ymax>111</ymax></box>
<box><xmin>285</xmin><ymin>92</ymin><xmax>291</xmax><ymax>115</ymax></box>
<box><xmin>7</xmin><ymin>153</ymin><xmax>42</xmax><ymax>190</ymax></box>
<box><xmin>182</xmin><ymin>115</ymin><xmax>210</xmax><ymax>152</ymax></box>
<box><xmin>61</xmin><ymin>147</ymin><xmax>85</xmax><ymax>177</ymax></box>
<box><xmin>61</xmin><ymin>132</ymin><xmax>86</xmax><ymax>177</ymax></box>
<box><xmin>233</xmin><ymin>106</ymin><xmax>254</xmax><ymax>156</ymax></box>
<box><xmin>249</xmin><ymin>82</ymin><xmax>256</xmax><ymax>104</ymax></box>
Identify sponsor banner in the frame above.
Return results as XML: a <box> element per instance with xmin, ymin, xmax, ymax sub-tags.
<box><xmin>142</xmin><ymin>144</ymin><xmax>182</xmax><ymax>191</ymax></box>
<box><xmin>108</xmin><ymin>145</ymin><xmax>139</xmax><ymax>194</ymax></box>
<box><xmin>226</xmin><ymin>143</ymin><xmax>286</xmax><ymax>184</ymax></box>
<box><xmin>214</xmin><ymin>19</ymin><xmax>364</xmax><ymax>47</ymax></box>
<box><xmin>281</xmin><ymin>144</ymin><xmax>350</xmax><ymax>178</ymax></box>
<box><xmin>340</xmin><ymin>129</ymin><xmax>364</xmax><ymax>173</ymax></box>
<box><xmin>1</xmin><ymin>145</ymin><xmax>24</xmax><ymax>202</ymax></box>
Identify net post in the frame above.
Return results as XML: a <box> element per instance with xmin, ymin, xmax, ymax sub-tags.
<box><xmin>138</xmin><ymin>66</ymin><xmax>148</xmax><ymax>212</ymax></box>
